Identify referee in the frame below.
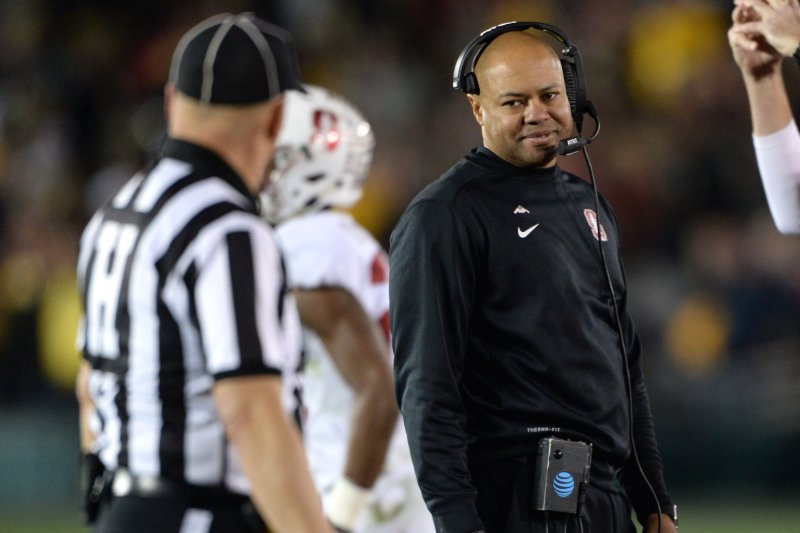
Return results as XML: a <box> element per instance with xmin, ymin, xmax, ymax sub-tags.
<box><xmin>74</xmin><ymin>13</ymin><xmax>333</xmax><ymax>533</ymax></box>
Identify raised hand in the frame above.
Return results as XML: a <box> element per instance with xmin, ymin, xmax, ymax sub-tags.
<box><xmin>733</xmin><ymin>0</ymin><xmax>800</xmax><ymax>56</ymax></box>
<box><xmin>728</xmin><ymin>2</ymin><xmax>783</xmax><ymax>78</ymax></box>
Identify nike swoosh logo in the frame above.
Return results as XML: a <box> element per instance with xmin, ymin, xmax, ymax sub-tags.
<box><xmin>517</xmin><ymin>224</ymin><xmax>540</xmax><ymax>238</ymax></box>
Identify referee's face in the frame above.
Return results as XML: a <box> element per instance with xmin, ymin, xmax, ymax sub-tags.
<box><xmin>468</xmin><ymin>33</ymin><xmax>573</xmax><ymax>168</ymax></box>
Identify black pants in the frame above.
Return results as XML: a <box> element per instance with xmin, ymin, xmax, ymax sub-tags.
<box><xmin>93</xmin><ymin>493</ymin><xmax>267</xmax><ymax>533</ymax></box>
<box><xmin>472</xmin><ymin>457</ymin><xmax>636</xmax><ymax>533</ymax></box>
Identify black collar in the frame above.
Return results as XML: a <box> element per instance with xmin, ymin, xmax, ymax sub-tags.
<box><xmin>469</xmin><ymin>146</ymin><xmax>560</xmax><ymax>182</ymax></box>
<box><xmin>160</xmin><ymin>137</ymin><xmax>257</xmax><ymax>210</ymax></box>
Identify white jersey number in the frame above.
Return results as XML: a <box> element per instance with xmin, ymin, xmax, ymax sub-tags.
<box><xmin>85</xmin><ymin>220</ymin><xmax>139</xmax><ymax>358</ymax></box>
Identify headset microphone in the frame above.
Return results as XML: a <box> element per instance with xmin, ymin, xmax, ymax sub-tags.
<box><xmin>558</xmin><ymin>100</ymin><xmax>599</xmax><ymax>156</ymax></box>
<box><xmin>558</xmin><ymin>136</ymin><xmax>587</xmax><ymax>156</ymax></box>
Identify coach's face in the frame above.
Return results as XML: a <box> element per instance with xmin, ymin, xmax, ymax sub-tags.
<box><xmin>467</xmin><ymin>32</ymin><xmax>573</xmax><ymax>168</ymax></box>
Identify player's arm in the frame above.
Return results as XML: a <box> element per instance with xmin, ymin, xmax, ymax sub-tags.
<box><xmin>752</xmin><ymin>121</ymin><xmax>800</xmax><ymax>234</ymax></box>
<box><xmin>295</xmin><ymin>287</ymin><xmax>398</xmax><ymax>526</ymax></box>
<box><xmin>213</xmin><ymin>375</ymin><xmax>333</xmax><ymax>533</ymax></box>
<box><xmin>741</xmin><ymin>55</ymin><xmax>792</xmax><ymax>137</ymax></box>
<box><xmin>729</xmin><ymin>3</ymin><xmax>800</xmax><ymax>233</ymax></box>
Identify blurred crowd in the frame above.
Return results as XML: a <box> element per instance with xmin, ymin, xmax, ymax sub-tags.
<box><xmin>1</xmin><ymin>0</ymin><xmax>799</xmax><ymax>495</ymax></box>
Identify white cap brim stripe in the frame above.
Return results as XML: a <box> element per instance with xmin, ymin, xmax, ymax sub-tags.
<box><xmin>168</xmin><ymin>13</ymin><xmax>231</xmax><ymax>86</ymax></box>
<box><xmin>201</xmin><ymin>17</ymin><xmax>236</xmax><ymax>103</ymax></box>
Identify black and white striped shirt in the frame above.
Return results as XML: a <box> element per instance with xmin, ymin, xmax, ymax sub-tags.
<box><xmin>76</xmin><ymin>138</ymin><xmax>302</xmax><ymax>494</ymax></box>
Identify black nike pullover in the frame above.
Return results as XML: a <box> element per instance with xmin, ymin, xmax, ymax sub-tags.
<box><xmin>389</xmin><ymin>148</ymin><xmax>673</xmax><ymax>533</ymax></box>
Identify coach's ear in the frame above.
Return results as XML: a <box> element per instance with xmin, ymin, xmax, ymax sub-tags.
<box><xmin>467</xmin><ymin>93</ymin><xmax>484</xmax><ymax>127</ymax></box>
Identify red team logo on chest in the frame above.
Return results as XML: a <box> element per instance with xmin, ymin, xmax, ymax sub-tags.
<box><xmin>371</xmin><ymin>251</ymin><xmax>391</xmax><ymax>342</ymax></box>
<box><xmin>371</xmin><ymin>250</ymin><xmax>389</xmax><ymax>283</ymax></box>
<box><xmin>583</xmin><ymin>209</ymin><xmax>608</xmax><ymax>242</ymax></box>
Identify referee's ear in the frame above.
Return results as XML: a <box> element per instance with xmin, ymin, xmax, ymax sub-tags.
<box><xmin>164</xmin><ymin>83</ymin><xmax>177</xmax><ymax>126</ymax></box>
<box><xmin>265</xmin><ymin>94</ymin><xmax>284</xmax><ymax>143</ymax></box>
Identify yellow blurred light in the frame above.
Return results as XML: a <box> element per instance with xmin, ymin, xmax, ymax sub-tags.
<box><xmin>666</xmin><ymin>293</ymin><xmax>730</xmax><ymax>375</ymax></box>
<box><xmin>37</xmin><ymin>267</ymin><xmax>82</xmax><ymax>392</ymax></box>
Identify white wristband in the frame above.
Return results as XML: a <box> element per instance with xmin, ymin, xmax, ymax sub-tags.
<box><xmin>325</xmin><ymin>476</ymin><xmax>370</xmax><ymax>530</ymax></box>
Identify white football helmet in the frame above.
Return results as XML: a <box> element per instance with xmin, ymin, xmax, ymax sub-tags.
<box><xmin>261</xmin><ymin>85</ymin><xmax>375</xmax><ymax>224</ymax></box>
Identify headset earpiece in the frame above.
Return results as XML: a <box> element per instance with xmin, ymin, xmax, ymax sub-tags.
<box><xmin>560</xmin><ymin>59</ymin><xmax>581</xmax><ymax>131</ymax></box>
<box><xmin>560</xmin><ymin>60</ymin><xmax>578</xmax><ymax>115</ymax></box>
<box><xmin>463</xmin><ymin>72</ymin><xmax>479</xmax><ymax>95</ymax></box>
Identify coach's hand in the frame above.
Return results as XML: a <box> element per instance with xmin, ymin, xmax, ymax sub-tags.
<box><xmin>644</xmin><ymin>513</ymin><xmax>678</xmax><ymax>532</ymax></box>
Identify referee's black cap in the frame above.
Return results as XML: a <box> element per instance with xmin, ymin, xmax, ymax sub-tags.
<box><xmin>169</xmin><ymin>12</ymin><xmax>303</xmax><ymax>105</ymax></box>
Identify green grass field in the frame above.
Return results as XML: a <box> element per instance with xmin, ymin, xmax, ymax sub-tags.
<box><xmin>678</xmin><ymin>498</ymin><xmax>800</xmax><ymax>532</ymax></box>
<box><xmin>2</xmin><ymin>496</ymin><xmax>799</xmax><ymax>533</ymax></box>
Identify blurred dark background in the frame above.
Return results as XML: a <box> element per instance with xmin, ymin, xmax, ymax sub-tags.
<box><xmin>1</xmin><ymin>0</ymin><xmax>799</xmax><ymax>530</ymax></box>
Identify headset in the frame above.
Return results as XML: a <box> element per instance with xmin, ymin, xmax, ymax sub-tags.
<box><xmin>454</xmin><ymin>22</ymin><xmax>670</xmax><ymax>533</ymax></box>
<box><xmin>452</xmin><ymin>21</ymin><xmax>599</xmax><ymax>156</ymax></box>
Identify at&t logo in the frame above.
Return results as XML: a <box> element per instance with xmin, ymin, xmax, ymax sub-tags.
<box><xmin>552</xmin><ymin>471</ymin><xmax>575</xmax><ymax>498</ymax></box>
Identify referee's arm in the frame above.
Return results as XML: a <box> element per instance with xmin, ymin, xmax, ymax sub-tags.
<box><xmin>214</xmin><ymin>376</ymin><xmax>330</xmax><ymax>532</ymax></box>
<box><xmin>75</xmin><ymin>361</ymin><xmax>95</xmax><ymax>454</ymax></box>
<box><xmin>198</xmin><ymin>226</ymin><xmax>333</xmax><ymax>533</ymax></box>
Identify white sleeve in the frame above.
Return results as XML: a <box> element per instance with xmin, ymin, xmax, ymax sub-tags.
<box><xmin>753</xmin><ymin>119</ymin><xmax>800</xmax><ymax>234</ymax></box>
<box><xmin>277</xmin><ymin>218</ymin><xmax>364</xmax><ymax>295</ymax></box>
<box><xmin>194</xmin><ymin>216</ymin><xmax>290</xmax><ymax>378</ymax></box>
